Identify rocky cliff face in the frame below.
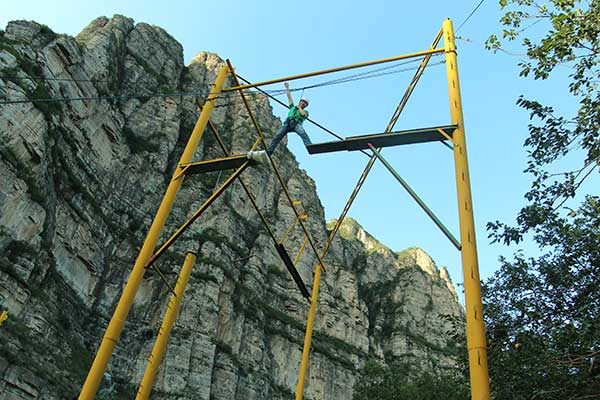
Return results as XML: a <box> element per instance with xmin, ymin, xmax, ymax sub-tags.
<box><xmin>0</xmin><ymin>16</ymin><xmax>464</xmax><ymax>400</ymax></box>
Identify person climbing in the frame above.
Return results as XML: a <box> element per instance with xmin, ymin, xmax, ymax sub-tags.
<box><xmin>248</xmin><ymin>81</ymin><xmax>312</xmax><ymax>163</ymax></box>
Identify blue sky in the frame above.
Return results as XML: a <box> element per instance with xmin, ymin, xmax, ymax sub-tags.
<box><xmin>2</xmin><ymin>0</ymin><xmax>590</xmax><ymax>303</ymax></box>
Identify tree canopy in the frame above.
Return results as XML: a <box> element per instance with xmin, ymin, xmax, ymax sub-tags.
<box><xmin>486</xmin><ymin>0</ymin><xmax>599</xmax><ymax>243</ymax></box>
<box><xmin>483</xmin><ymin>1</ymin><xmax>600</xmax><ymax>399</ymax></box>
<box><xmin>352</xmin><ymin>362</ymin><xmax>468</xmax><ymax>400</ymax></box>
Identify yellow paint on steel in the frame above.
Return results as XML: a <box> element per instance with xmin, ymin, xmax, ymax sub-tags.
<box><xmin>78</xmin><ymin>65</ymin><xmax>230</xmax><ymax>400</ymax></box>
<box><xmin>295</xmin><ymin>30</ymin><xmax>445</xmax><ymax>400</ymax></box>
<box><xmin>223</xmin><ymin>48</ymin><xmax>445</xmax><ymax>92</ymax></box>
<box><xmin>279</xmin><ymin>214</ymin><xmax>302</xmax><ymax>245</ymax></box>
<box><xmin>295</xmin><ymin>157</ymin><xmax>379</xmax><ymax>399</ymax></box>
<box><xmin>443</xmin><ymin>18</ymin><xmax>491</xmax><ymax>400</ymax></box>
<box><xmin>173</xmin><ymin>165</ymin><xmax>190</xmax><ymax>181</ymax></box>
<box><xmin>295</xmin><ymin>263</ymin><xmax>322</xmax><ymax>400</ymax></box>
<box><xmin>280</xmin><ymin>210</ymin><xmax>309</xmax><ymax>245</ymax></box>
<box><xmin>386</xmin><ymin>27</ymin><xmax>444</xmax><ymax>132</ymax></box>
<box><xmin>436</xmin><ymin>127</ymin><xmax>455</xmax><ymax>144</ymax></box>
<box><xmin>293</xmin><ymin>237</ymin><xmax>308</xmax><ymax>268</ymax></box>
<box><xmin>135</xmin><ymin>252</ymin><xmax>197</xmax><ymax>400</ymax></box>
<box><xmin>149</xmin><ymin>264</ymin><xmax>177</xmax><ymax>295</ymax></box>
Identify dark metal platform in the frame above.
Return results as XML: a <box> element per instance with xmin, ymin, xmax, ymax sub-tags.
<box><xmin>306</xmin><ymin>124</ymin><xmax>458</xmax><ymax>154</ymax></box>
<box><xmin>182</xmin><ymin>154</ymin><xmax>255</xmax><ymax>175</ymax></box>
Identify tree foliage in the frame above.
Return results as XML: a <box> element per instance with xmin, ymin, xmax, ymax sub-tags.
<box><xmin>486</xmin><ymin>0</ymin><xmax>600</xmax><ymax>244</ymax></box>
<box><xmin>483</xmin><ymin>1</ymin><xmax>600</xmax><ymax>399</ymax></box>
<box><xmin>352</xmin><ymin>362</ymin><xmax>468</xmax><ymax>400</ymax></box>
<box><xmin>484</xmin><ymin>196</ymin><xmax>600</xmax><ymax>399</ymax></box>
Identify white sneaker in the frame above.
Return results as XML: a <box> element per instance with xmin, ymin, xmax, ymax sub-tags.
<box><xmin>258</xmin><ymin>151</ymin><xmax>269</xmax><ymax>164</ymax></box>
<box><xmin>247</xmin><ymin>150</ymin><xmax>269</xmax><ymax>164</ymax></box>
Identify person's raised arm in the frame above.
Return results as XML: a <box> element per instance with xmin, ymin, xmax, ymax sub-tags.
<box><xmin>285</xmin><ymin>82</ymin><xmax>294</xmax><ymax>106</ymax></box>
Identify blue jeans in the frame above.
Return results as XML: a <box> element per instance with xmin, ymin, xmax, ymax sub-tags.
<box><xmin>266</xmin><ymin>119</ymin><xmax>312</xmax><ymax>155</ymax></box>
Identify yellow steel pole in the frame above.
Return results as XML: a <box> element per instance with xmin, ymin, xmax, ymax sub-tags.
<box><xmin>295</xmin><ymin>264</ymin><xmax>322</xmax><ymax>400</ymax></box>
<box><xmin>442</xmin><ymin>19</ymin><xmax>490</xmax><ymax>400</ymax></box>
<box><xmin>78</xmin><ymin>65</ymin><xmax>230</xmax><ymax>400</ymax></box>
<box><xmin>135</xmin><ymin>251</ymin><xmax>197</xmax><ymax>400</ymax></box>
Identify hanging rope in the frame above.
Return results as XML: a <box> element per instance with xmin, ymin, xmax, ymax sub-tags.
<box><xmin>0</xmin><ymin>56</ymin><xmax>443</xmax><ymax>106</ymax></box>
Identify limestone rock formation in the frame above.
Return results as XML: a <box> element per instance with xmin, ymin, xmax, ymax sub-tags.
<box><xmin>0</xmin><ymin>16</ymin><xmax>463</xmax><ymax>399</ymax></box>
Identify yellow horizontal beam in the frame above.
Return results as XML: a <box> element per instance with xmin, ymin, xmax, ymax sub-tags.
<box><xmin>223</xmin><ymin>48</ymin><xmax>445</xmax><ymax>92</ymax></box>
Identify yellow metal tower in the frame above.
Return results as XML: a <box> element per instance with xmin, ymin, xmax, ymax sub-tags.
<box><xmin>78</xmin><ymin>18</ymin><xmax>490</xmax><ymax>400</ymax></box>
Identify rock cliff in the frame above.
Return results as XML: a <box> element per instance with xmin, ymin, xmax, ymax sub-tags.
<box><xmin>0</xmin><ymin>16</ymin><xmax>463</xmax><ymax>399</ymax></box>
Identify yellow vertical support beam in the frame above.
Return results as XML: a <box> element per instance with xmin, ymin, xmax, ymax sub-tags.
<box><xmin>443</xmin><ymin>18</ymin><xmax>491</xmax><ymax>400</ymax></box>
<box><xmin>78</xmin><ymin>65</ymin><xmax>230</xmax><ymax>400</ymax></box>
<box><xmin>135</xmin><ymin>251</ymin><xmax>197</xmax><ymax>400</ymax></box>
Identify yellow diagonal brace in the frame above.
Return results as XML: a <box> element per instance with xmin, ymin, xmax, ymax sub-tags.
<box><xmin>145</xmin><ymin>162</ymin><xmax>250</xmax><ymax>270</ymax></box>
<box><xmin>173</xmin><ymin>165</ymin><xmax>190</xmax><ymax>181</ymax></box>
<box><xmin>293</xmin><ymin>237</ymin><xmax>309</xmax><ymax>267</ymax></box>
<box><xmin>279</xmin><ymin>201</ymin><xmax>308</xmax><ymax>245</ymax></box>
<box><xmin>149</xmin><ymin>264</ymin><xmax>177</xmax><ymax>296</ymax></box>
<box><xmin>437</xmin><ymin>127</ymin><xmax>455</xmax><ymax>144</ymax></box>
<box><xmin>279</xmin><ymin>214</ymin><xmax>302</xmax><ymax>245</ymax></box>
